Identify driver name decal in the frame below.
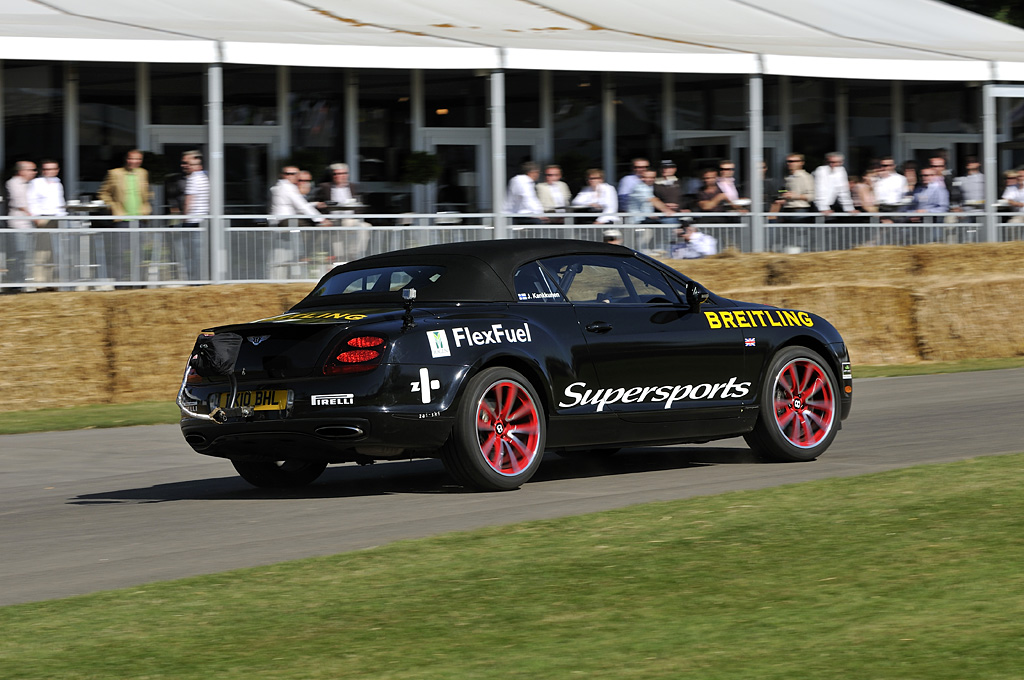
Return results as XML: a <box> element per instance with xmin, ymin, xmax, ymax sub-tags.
<box><xmin>560</xmin><ymin>377</ymin><xmax>751</xmax><ymax>412</ymax></box>
<box><xmin>705</xmin><ymin>309</ymin><xmax>813</xmax><ymax>329</ymax></box>
<box><xmin>451</xmin><ymin>323</ymin><xmax>532</xmax><ymax>348</ymax></box>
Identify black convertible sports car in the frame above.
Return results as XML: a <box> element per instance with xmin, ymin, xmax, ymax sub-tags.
<box><xmin>178</xmin><ymin>239</ymin><xmax>852</xmax><ymax>491</ymax></box>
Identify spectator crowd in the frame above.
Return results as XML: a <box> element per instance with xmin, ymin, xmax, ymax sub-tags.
<box><xmin>2</xmin><ymin>148</ymin><xmax>1023</xmax><ymax>291</ymax></box>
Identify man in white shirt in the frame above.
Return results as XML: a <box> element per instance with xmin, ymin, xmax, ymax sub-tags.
<box><xmin>183</xmin><ymin>153</ymin><xmax>209</xmax><ymax>226</ymax></box>
<box><xmin>571</xmin><ymin>168</ymin><xmax>619</xmax><ymax>224</ymax></box>
<box><xmin>504</xmin><ymin>162</ymin><xmax>547</xmax><ymax>224</ymax></box>
<box><xmin>27</xmin><ymin>159</ymin><xmax>67</xmax><ymax>286</ymax></box>
<box><xmin>28</xmin><ymin>159</ymin><xmax>66</xmax><ymax>223</ymax></box>
<box><xmin>179</xmin><ymin>152</ymin><xmax>210</xmax><ymax>280</ymax></box>
<box><xmin>813</xmin><ymin>152</ymin><xmax>857</xmax><ymax>215</ymax></box>
<box><xmin>872</xmin><ymin>156</ymin><xmax>908</xmax><ymax>211</ymax></box>
<box><xmin>270</xmin><ymin>166</ymin><xmax>329</xmax><ymax>227</ymax></box>
<box><xmin>269</xmin><ymin>165</ymin><xmax>330</xmax><ymax>277</ymax></box>
<box><xmin>4</xmin><ymin>161</ymin><xmax>37</xmax><ymax>288</ymax></box>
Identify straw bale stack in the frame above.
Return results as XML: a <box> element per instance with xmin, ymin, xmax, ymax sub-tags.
<box><xmin>910</xmin><ymin>242</ymin><xmax>1024</xmax><ymax>283</ymax></box>
<box><xmin>3</xmin><ymin>243</ymin><xmax>1023</xmax><ymax>412</ymax></box>
<box><xmin>0</xmin><ymin>292</ymin><xmax>112</xmax><ymax>409</ymax></box>
<box><xmin>913</xmin><ymin>277</ymin><xmax>1024</xmax><ymax>361</ymax></box>
<box><xmin>661</xmin><ymin>252</ymin><xmax>773</xmax><ymax>290</ymax></box>
<box><xmin>106</xmin><ymin>284</ymin><xmax>307</xmax><ymax>404</ymax></box>
<box><xmin>722</xmin><ymin>284</ymin><xmax>919</xmax><ymax>366</ymax></box>
<box><xmin>762</xmin><ymin>247</ymin><xmax>919</xmax><ymax>287</ymax></box>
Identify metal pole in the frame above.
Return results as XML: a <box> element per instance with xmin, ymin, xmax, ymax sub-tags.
<box><xmin>64</xmin><ymin>63</ymin><xmax>79</xmax><ymax>199</ymax></box>
<box><xmin>490</xmin><ymin>52</ymin><xmax>507</xmax><ymax>239</ymax></box>
<box><xmin>749</xmin><ymin>70</ymin><xmax>765</xmax><ymax>253</ymax></box>
<box><xmin>208</xmin><ymin>46</ymin><xmax>225</xmax><ymax>282</ymax></box>
<box><xmin>136</xmin><ymin>63</ymin><xmax>150</xmax><ymax>151</ymax></box>
<box><xmin>344</xmin><ymin>70</ymin><xmax>358</xmax><ymax>182</ymax></box>
<box><xmin>277</xmin><ymin>66</ymin><xmax>290</xmax><ymax>163</ymax></box>
<box><xmin>602</xmin><ymin>73</ymin><xmax>615</xmax><ymax>189</ymax></box>
<box><xmin>982</xmin><ymin>82</ymin><xmax>997</xmax><ymax>243</ymax></box>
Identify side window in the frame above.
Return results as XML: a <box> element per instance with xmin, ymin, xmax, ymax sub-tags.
<box><xmin>539</xmin><ymin>255</ymin><xmax>680</xmax><ymax>305</ymax></box>
<box><xmin>621</xmin><ymin>261</ymin><xmax>680</xmax><ymax>304</ymax></box>
<box><xmin>513</xmin><ymin>261</ymin><xmax>567</xmax><ymax>303</ymax></box>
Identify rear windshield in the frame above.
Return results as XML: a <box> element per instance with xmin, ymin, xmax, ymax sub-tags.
<box><xmin>303</xmin><ymin>265</ymin><xmax>446</xmax><ymax>301</ymax></box>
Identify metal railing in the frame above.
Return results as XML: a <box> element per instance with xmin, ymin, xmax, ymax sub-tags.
<box><xmin>1</xmin><ymin>209</ymin><xmax>1021</xmax><ymax>290</ymax></box>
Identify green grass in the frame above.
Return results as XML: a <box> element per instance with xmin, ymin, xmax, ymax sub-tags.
<box><xmin>4</xmin><ymin>357</ymin><xmax>1023</xmax><ymax>435</ymax></box>
<box><xmin>2</xmin><ymin>454</ymin><xmax>1023</xmax><ymax>679</ymax></box>
<box><xmin>0</xmin><ymin>400</ymin><xmax>181</xmax><ymax>435</ymax></box>
<box><xmin>854</xmin><ymin>355</ymin><xmax>1024</xmax><ymax>378</ymax></box>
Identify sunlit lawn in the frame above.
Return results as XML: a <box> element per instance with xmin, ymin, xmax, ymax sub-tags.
<box><xmin>2</xmin><ymin>454</ymin><xmax>1023</xmax><ymax>678</ymax></box>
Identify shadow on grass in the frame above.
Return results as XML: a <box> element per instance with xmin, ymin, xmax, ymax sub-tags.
<box><xmin>67</xmin><ymin>443</ymin><xmax>760</xmax><ymax>505</ymax></box>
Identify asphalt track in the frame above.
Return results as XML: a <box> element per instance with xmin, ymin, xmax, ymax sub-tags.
<box><xmin>2</xmin><ymin>369</ymin><xmax>1021</xmax><ymax>606</ymax></box>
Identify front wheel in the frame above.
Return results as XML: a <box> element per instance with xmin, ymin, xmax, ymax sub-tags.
<box><xmin>744</xmin><ymin>347</ymin><xmax>839</xmax><ymax>462</ymax></box>
<box><xmin>231</xmin><ymin>459</ymin><xmax>328</xmax><ymax>488</ymax></box>
<box><xmin>441</xmin><ymin>367</ymin><xmax>546</xmax><ymax>491</ymax></box>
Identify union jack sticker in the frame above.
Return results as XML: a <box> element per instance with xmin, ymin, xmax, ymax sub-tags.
<box><xmin>744</xmin><ymin>337</ymin><xmax>756</xmax><ymax>347</ymax></box>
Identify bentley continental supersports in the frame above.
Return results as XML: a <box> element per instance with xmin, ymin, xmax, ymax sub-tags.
<box><xmin>178</xmin><ymin>239</ymin><xmax>852</xmax><ymax>491</ymax></box>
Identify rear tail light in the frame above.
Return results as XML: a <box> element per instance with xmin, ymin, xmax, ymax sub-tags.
<box><xmin>324</xmin><ymin>335</ymin><xmax>388</xmax><ymax>375</ymax></box>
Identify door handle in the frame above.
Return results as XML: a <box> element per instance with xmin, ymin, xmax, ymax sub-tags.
<box><xmin>586</xmin><ymin>321</ymin><xmax>613</xmax><ymax>334</ymax></box>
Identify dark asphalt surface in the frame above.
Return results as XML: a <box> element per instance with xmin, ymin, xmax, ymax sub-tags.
<box><xmin>2</xmin><ymin>369</ymin><xmax>1021</xmax><ymax>606</ymax></box>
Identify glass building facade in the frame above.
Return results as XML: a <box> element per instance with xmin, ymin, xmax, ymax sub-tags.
<box><xmin>1</xmin><ymin>60</ymin><xmax>1017</xmax><ymax>215</ymax></box>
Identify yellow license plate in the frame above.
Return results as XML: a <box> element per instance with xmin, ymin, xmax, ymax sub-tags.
<box><xmin>218</xmin><ymin>390</ymin><xmax>289</xmax><ymax>410</ymax></box>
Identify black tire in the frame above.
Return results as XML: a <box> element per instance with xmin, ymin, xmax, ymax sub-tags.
<box><xmin>231</xmin><ymin>459</ymin><xmax>328</xmax><ymax>488</ymax></box>
<box><xmin>744</xmin><ymin>346</ymin><xmax>840</xmax><ymax>462</ymax></box>
<box><xmin>441</xmin><ymin>367</ymin><xmax>546</xmax><ymax>491</ymax></box>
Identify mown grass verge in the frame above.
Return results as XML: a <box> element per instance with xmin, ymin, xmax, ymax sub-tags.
<box><xmin>2</xmin><ymin>454</ymin><xmax>1023</xmax><ymax>679</ymax></box>
<box><xmin>3</xmin><ymin>357</ymin><xmax>1023</xmax><ymax>435</ymax></box>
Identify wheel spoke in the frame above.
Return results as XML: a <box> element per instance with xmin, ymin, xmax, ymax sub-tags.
<box><xmin>776</xmin><ymin>409</ymin><xmax>796</xmax><ymax>428</ymax></box>
<box><xmin>804</xmin><ymin>409</ymin><xmax>828</xmax><ymax>431</ymax></box>
<box><xmin>504</xmin><ymin>439</ymin><xmax>527</xmax><ymax>473</ymax></box>
<box><xmin>797</xmin><ymin>415</ymin><xmax>813</xmax><ymax>443</ymax></box>
<box><xmin>498</xmin><ymin>384</ymin><xmax>518</xmax><ymax>420</ymax></box>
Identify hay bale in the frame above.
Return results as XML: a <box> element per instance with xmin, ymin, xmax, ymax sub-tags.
<box><xmin>0</xmin><ymin>292</ymin><xmax>111</xmax><ymax>411</ymax></box>
<box><xmin>910</xmin><ymin>242</ymin><xmax>1024</xmax><ymax>283</ymax></box>
<box><xmin>659</xmin><ymin>252</ymin><xmax>772</xmax><ymax>290</ymax></box>
<box><xmin>763</xmin><ymin>247</ymin><xmax>919</xmax><ymax>287</ymax></box>
<box><xmin>722</xmin><ymin>284</ymin><xmax>919</xmax><ymax>366</ymax></box>
<box><xmin>107</xmin><ymin>284</ymin><xmax>305</xmax><ymax>403</ymax></box>
<box><xmin>914</xmin><ymin>277</ymin><xmax>1024</xmax><ymax>361</ymax></box>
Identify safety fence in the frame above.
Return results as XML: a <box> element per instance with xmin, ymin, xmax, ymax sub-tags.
<box><xmin>1</xmin><ymin>211</ymin><xmax>1022</xmax><ymax>290</ymax></box>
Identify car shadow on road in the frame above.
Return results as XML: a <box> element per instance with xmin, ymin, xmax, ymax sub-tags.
<box><xmin>67</xmin><ymin>444</ymin><xmax>761</xmax><ymax>505</ymax></box>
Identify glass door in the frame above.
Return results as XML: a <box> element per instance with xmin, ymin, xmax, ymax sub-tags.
<box><xmin>149</xmin><ymin>126</ymin><xmax>284</xmax><ymax>213</ymax></box>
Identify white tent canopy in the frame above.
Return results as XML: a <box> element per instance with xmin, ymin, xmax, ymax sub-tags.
<box><xmin>3</xmin><ymin>0</ymin><xmax>1024</xmax><ymax>80</ymax></box>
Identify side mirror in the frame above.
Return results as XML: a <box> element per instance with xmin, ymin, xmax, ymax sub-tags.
<box><xmin>685</xmin><ymin>281</ymin><xmax>710</xmax><ymax>309</ymax></box>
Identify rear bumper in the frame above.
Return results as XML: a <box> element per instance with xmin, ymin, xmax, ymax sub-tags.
<box><xmin>180</xmin><ymin>412</ymin><xmax>454</xmax><ymax>462</ymax></box>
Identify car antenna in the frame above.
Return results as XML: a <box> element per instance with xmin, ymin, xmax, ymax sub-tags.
<box><xmin>401</xmin><ymin>288</ymin><xmax>417</xmax><ymax>332</ymax></box>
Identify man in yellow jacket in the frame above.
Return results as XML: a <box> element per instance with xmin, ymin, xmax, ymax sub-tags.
<box><xmin>96</xmin><ymin>149</ymin><xmax>153</xmax><ymax>282</ymax></box>
<box><xmin>98</xmin><ymin>149</ymin><xmax>152</xmax><ymax>218</ymax></box>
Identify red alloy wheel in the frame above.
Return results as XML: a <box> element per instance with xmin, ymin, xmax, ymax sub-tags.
<box><xmin>771</xmin><ymin>358</ymin><xmax>836</xmax><ymax>449</ymax></box>
<box><xmin>475</xmin><ymin>379</ymin><xmax>542</xmax><ymax>476</ymax></box>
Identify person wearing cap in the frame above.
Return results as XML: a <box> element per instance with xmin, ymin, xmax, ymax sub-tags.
<box><xmin>602</xmin><ymin>228</ymin><xmax>623</xmax><ymax>245</ymax></box>
<box><xmin>670</xmin><ymin>224</ymin><xmax>717</xmax><ymax>259</ymax></box>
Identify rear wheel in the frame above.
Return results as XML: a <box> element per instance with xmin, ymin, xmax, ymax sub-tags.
<box><xmin>231</xmin><ymin>459</ymin><xmax>328</xmax><ymax>488</ymax></box>
<box><xmin>744</xmin><ymin>347</ymin><xmax>839</xmax><ymax>462</ymax></box>
<box><xmin>441</xmin><ymin>367</ymin><xmax>546</xmax><ymax>491</ymax></box>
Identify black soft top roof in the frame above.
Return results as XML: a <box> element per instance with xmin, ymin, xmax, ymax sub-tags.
<box><xmin>293</xmin><ymin>238</ymin><xmax>634</xmax><ymax>306</ymax></box>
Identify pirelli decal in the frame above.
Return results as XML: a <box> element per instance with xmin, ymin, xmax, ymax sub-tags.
<box><xmin>705</xmin><ymin>309</ymin><xmax>814</xmax><ymax>330</ymax></box>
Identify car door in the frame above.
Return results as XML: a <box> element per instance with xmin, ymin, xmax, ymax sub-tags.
<box><xmin>539</xmin><ymin>254</ymin><xmax>753</xmax><ymax>424</ymax></box>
